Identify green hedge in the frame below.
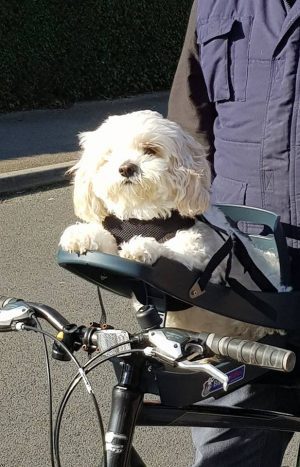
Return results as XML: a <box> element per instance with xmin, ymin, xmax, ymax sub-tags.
<box><xmin>0</xmin><ymin>0</ymin><xmax>193</xmax><ymax>112</ymax></box>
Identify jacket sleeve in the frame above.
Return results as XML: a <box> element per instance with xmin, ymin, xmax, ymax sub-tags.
<box><xmin>167</xmin><ymin>0</ymin><xmax>217</xmax><ymax>166</ymax></box>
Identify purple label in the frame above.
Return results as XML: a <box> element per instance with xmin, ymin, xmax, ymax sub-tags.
<box><xmin>202</xmin><ymin>365</ymin><xmax>246</xmax><ymax>397</ymax></box>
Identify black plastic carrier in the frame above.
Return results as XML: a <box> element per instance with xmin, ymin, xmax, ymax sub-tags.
<box><xmin>57</xmin><ymin>204</ymin><xmax>300</xmax><ymax>332</ymax></box>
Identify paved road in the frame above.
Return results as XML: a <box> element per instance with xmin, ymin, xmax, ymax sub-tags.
<box><xmin>0</xmin><ymin>92</ymin><xmax>169</xmax><ymax>174</ymax></box>
<box><xmin>0</xmin><ymin>185</ymin><xmax>194</xmax><ymax>467</ymax></box>
<box><xmin>0</xmin><ymin>184</ymin><xmax>298</xmax><ymax>467</ymax></box>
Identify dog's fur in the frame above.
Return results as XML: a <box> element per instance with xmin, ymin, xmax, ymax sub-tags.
<box><xmin>60</xmin><ymin>110</ymin><xmax>282</xmax><ymax>340</ymax></box>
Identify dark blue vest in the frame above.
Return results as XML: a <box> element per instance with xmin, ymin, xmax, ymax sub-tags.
<box><xmin>196</xmin><ymin>0</ymin><xmax>300</xmax><ymax>227</ymax></box>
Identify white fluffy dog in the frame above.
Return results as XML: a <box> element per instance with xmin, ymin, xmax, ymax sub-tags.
<box><xmin>60</xmin><ymin>110</ymin><xmax>281</xmax><ymax>340</ymax></box>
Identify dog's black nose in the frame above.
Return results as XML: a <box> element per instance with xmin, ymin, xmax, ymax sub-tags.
<box><xmin>119</xmin><ymin>162</ymin><xmax>138</xmax><ymax>178</ymax></box>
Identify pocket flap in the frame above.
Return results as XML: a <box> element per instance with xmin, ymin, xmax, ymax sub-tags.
<box><xmin>198</xmin><ymin>17</ymin><xmax>235</xmax><ymax>44</ymax></box>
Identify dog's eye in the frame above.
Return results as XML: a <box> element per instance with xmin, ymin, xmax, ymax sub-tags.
<box><xmin>143</xmin><ymin>145</ymin><xmax>159</xmax><ymax>156</ymax></box>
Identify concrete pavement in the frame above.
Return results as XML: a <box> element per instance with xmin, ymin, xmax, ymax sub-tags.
<box><xmin>0</xmin><ymin>91</ymin><xmax>169</xmax><ymax>195</ymax></box>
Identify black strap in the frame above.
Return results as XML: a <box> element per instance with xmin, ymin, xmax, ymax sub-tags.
<box><xmin>196</xmin><ymin>237</ymin><xmax>233</xmax><ymax>291</ymax></box>
<box><xmin>233</xmin><ymin>235</ymin><xmax>277</xmax><ymax>292</ymax></box>
<box><xmin>193</xmin><ymin>231</ymin><xmax>278</xmax><ymax>295</ymax></box>
<box><xmin>97</xmin><ymin>286</ymin><xmax>107</xmax><ymax>324</ymax></box>
<box><xmin>226</xmin><ymin>277</ymin><xmax>278</xmax><ymax>320</ymax></box>
<box><xmin>204</xmin><ymin>208</ymin><xmax>279</xmax><ymax>291</ymax></box>
<box><xmin>282</xmin><ymin>222</ymin><xmax>300</xmax><ymax>241</ymax></box>
<box><xmin>197</xmin><ymin>214</ymin><xmax>228</xmax><ymax>237</ymax></box>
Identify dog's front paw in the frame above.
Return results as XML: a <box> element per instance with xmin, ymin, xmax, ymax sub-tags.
<box><xmin>59</xmin><ymin>223</ymin><xmax>118</xmax><ymax>255</ymax></box>
<box><xmin>119</xmin><ymin>236</ymin><xmax>162</xmax><ymax>264</ymax></box>
<box><xmin>59</xmin><ymin>223</ymin><xmax>101</xmax><ymax>254</ymax></box>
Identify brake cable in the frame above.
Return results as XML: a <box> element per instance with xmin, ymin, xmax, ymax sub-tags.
<box><xmin>55</xmin><ymin>347</ymin><xmax>145</xmax><ymax>467</ymax></box>
<box><xmin>18</xmin><ymin>323</ymin><xmax>105</xmax><ymax>467</ymax></box>
<box><xmin>97</xmin><ymin>286</ymin><xmax>107</xmax><ymax>325</ymax></box>
<box><xmin>33</xmin><ymin>316</ymin><xmax>55</xmax><ymax>467</ymax></box>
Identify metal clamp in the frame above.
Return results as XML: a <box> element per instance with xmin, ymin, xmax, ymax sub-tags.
<box><xmin>189</xmin><ymin>281</ymin><xmax>205</xmax><ymax>299</ymax></box>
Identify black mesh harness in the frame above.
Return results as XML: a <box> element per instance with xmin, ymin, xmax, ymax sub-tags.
<box><xmin>103</xmin><ymin>210</ymin><xmax>195</xmax><ymax>246</ymax></box>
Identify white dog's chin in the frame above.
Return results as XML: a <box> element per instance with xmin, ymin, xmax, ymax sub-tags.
<box><xmin>60</xmin><ymin>109</ymin><xmax>281</xmax><ymax>342</ymax></box>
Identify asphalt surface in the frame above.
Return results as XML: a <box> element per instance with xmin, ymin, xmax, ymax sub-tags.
<box><xmin>0</xmin><ymin>185</ymin><xmax>195</xmax><ymax>467</ymax></box>
<box><xmin>1</xmin><ymin>185</ymin><xmax>298</xmax><ymax>467</ymax></box>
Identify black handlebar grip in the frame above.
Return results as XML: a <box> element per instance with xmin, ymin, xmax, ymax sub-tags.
<box><xmin>205</xmin><ymin>334</ymin><xmax>296</xmax><ymax>372</ymax></box>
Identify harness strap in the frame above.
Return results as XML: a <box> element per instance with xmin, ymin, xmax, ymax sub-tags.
<box><xmin>190</xmin><ymin>232</ymin><xmax>277</xmax><ymax>299</ymax></box>
<box><xmin>199</xmin><ymin>211</ymin><xmax>279</xmax><ymax>292</ymax></box>
<box><xmin>190</xmin><ymin>237</ymin><xmax>233</xmax><ymax>297</ymax></box>
<box><xmin>226</xmin><ymin>277</ymin><xmax>278</xmax><ymax>320</ymax></box>
<box><xmin>233</xmin><ymin>235</ymin><xmax>277</xmax><ymax>292</ymax></box>
<box><xmin>282</xmin><ymin>222</ymin><xmax>300</xmax><ymax>241</ymax></box>
<box><xmin>189</xmin><ymin>233</ymin><xmax>278</xmax><ymax>317</ymax></box>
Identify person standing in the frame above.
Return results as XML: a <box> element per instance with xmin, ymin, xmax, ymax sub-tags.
<box><xmin>168</xmin><ymin>1</ymin><xmax>300</xmax><ymax>465</ymax></box>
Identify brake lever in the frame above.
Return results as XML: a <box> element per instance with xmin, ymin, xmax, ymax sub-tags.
<box><xmin>143</xmin><ymin>347</ymin><xmax>229</xmax><ymax>391</ymax></box>
<box><xmin>176</xmin><ymin>360</ymin><xmax>229</xmax><ymax>391</ymax></box>
<box><xmin>0</xmin><ymin>303</ymin><xmax>35</xmax><ymax>331</ymax></box>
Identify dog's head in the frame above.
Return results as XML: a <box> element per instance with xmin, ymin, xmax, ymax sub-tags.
<box><xmin>70</xmin><ymin>110</ymin><xmax>211</xmax><ymax>222</ymax></box>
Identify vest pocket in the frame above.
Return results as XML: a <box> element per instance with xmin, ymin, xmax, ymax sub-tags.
<box><xmin>211</xmin><ymin>175</ymin><xmax>247</xmax><ymax>205</ymax></box>
<box><xmin>197</xmin><ymin>17</ymin><xmax>253</xmax><ymax>102</ymax></box>
<box><xmin>211</xmin><ymin>175</ymin><xmax>264</xmax><ymax>234</ymax></box>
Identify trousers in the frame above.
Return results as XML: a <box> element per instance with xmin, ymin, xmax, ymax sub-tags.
<box><xmin>192</xmin><ymin>383</ymin><xmax>300</xmax><ymax>467</ymax></box>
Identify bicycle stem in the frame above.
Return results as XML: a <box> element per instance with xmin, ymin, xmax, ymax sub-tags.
<box><xmin>105</xmin><ymin>355</ymin><xmax>145</xmax><ymax>467</ymax></box>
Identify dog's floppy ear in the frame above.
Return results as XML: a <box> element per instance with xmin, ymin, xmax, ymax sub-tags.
<box><xmin>171</xmin><ymin>128</ymin><xmax>211</xmax><ymax>217</ymax></box>
<box><xmin>68</xmin><ymin>131</ymin><xmax>108</xmax><ymax>222</ymax></box>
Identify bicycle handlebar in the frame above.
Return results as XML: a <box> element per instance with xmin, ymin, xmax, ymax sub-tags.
<box><xmin>0</xmin><ymin>296</ymin><xmax>296</xmax><ymax>374</ymax></box>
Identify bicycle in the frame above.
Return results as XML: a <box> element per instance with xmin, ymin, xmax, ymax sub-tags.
<box><xmin>2</xmin><ymin>204</ymin><xmax>300</xmax><ymax>466</ymax></box>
